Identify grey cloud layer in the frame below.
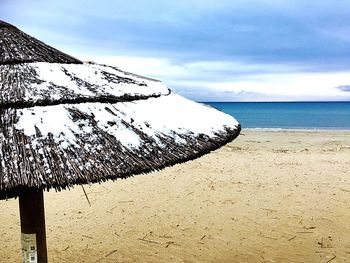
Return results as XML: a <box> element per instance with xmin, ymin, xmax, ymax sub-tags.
<box><xmin>2</xmin><ymin>1</ymin><xmax>350</xmax><ymax>69</ymax></box>
<box><xmin>337</xmin><ymin>85</ymin><xmax>350</xmax><ymax>92</ymax></box>
<box><xmin>2</xmin><ymin>1</ymin><xmax>350</xmax><ymax>101</ymax></box>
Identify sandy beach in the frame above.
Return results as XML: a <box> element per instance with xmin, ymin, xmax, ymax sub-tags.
<box><xmin>1</xmin><ymin>130</ymin><xmax>349</xmax><ymax>262</ymax></box>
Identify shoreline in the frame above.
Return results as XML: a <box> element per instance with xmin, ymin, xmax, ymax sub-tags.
<box><xmin>1</xmin><ymin>130</ymin><xmax>349</xmax><ymax>262</ymax></box>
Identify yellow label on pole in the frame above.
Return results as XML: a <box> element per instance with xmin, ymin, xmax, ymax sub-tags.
<box><xmin>21</xmin><ymin>233</ymin><xmax>37</xmax><ymax>263</ymax></box>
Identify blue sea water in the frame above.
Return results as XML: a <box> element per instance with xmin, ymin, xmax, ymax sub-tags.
<box><xmin>203</xmin><ymin>102</ymin><xmax>350</xmax><ymax>130</ymax></box>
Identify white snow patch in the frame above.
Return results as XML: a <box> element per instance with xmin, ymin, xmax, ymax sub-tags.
<box><xmin>27</xmin><ymin>62</ymin><xmax>169</xmax><ymax>102</ymax></box>
<box><xmin>14</xmin><ymin>94</ymin><xmax>239</xmax><ymax>151</ymax></box>
<box><xmin>15</xmin><ymin>105</ymin><xmax>79</xmax><ymax>148</ymax></box>
<box><xmin>111</xmin><ymin>94</ymin><xmax>239</xmax><ymax>140</ymax></box>
<box><xmin>75</xmin><ymin>103</ymin><xmax>141</xmax><ymax>148</ymax></box>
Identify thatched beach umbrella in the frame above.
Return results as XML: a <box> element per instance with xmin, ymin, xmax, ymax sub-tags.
<box><xmin>0</xmin><ymin>20</ymin><xmax>241</xmax><ymax>262</ymax></box>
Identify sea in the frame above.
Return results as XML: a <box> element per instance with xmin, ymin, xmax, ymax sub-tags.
<box><xmin>203</xmin><ymin>101</ymin><xmax>350</xmax><ymax>130</ymax></box>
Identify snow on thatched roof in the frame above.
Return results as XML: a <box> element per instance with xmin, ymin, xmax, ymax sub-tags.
<box><xmin>0</xmin><ymin>62</ymin><xmax>169</xmax><ymax>108</ymax></box>
<box><xmin>0</xmin><ymin>21</ymin><xmax>240</xmax><ymax>199</ymax></box>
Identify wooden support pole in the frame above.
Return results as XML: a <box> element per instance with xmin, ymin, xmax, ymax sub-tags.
<box><xmin>19</xmin><ymin>189</ymin><xmax>48</xmax><ymax>263</ymax></box>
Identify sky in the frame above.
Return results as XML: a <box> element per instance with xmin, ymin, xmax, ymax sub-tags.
<box><xmin>1</xmin><ymin>0</ymin><xmax>350</xmax><ymax>101</ymax></box>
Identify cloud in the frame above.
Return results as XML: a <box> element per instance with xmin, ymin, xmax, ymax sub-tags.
<box><xmin>2</xmin><ymin>1</ymin><xmax>350</xmax><ymax>101</ymax></box>
<box><xmin>81</xmin><ymin>55</ymin><xmax>315</xmax><ymax>81</ymax></box>
<box><xmin>3</xmin><ymin>0</ymin><xmax>350</xmax><ymax>71</ymax></box>
<box><xmin>80</xmin><ymin>54</ymin><xmax>350</xmax><ymax>101</ymax></box>
<box><xmin>336</xmin><ymin>85</ymin><xmax>350</xmax><ymax>92</ymax></box>
<box><xmin>173</xmin><ymin>87</ymin><xmax>272</xmax><ymax>102</ymax></box>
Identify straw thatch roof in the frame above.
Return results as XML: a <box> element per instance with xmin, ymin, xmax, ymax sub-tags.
<box><xmin>0</xmin><ymin>21</ymin><xmax>240</xmax><ymax>200</ymax></box>
<box><xmin>0</xmin><ymin>20</ymin><xmax>81</xmax><ymax>64</ymax></box>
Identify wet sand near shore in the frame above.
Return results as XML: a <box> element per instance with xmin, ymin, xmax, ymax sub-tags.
<box><xmin>1</xmin><ymin>130</ymin><xmax>349</xmax><ymax>262</ymax></box>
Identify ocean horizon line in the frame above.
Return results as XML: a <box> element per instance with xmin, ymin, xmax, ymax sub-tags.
<box><xmin>200</xmin><ymin>100</ymin><xmax>350</xmax><ymax>103</ymax></box>
<box><xmin>243</xmin><ymin>127</ymin><xmax>350</xmax><ymax>132</ymax></box>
